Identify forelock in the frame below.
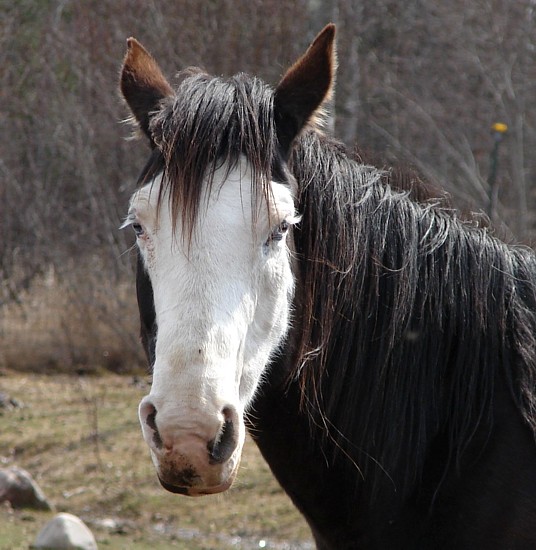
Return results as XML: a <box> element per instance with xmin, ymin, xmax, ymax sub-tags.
<box><xmin>147</xmin><ymin>70</ymin><xmax>278</xmax><ymax>239</ymax></box>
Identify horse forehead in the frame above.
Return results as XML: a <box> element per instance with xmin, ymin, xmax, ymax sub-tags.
<box><xmin>130</xmin><ymin>160</ymin><xmax>293</xmax><ymax>229</ymax></box>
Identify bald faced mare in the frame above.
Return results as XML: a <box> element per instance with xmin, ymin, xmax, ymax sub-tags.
<box><xmin>119</xmin><ymin>25</ymin><xmax>536</xmax><ymax>549</ymax></box>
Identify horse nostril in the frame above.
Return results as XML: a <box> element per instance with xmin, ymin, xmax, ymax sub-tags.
<box><xmin>140</xmin><ymin>400</ymin><xmax>163</xmax><ymax>450</ymax></box>
<box><xmin>208</xmin><ymin>406</ymin><xmax>238</xmax><ymax>464</ymax></box>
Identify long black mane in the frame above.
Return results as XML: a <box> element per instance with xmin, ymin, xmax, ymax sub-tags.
<box><xmin>137</xmin><ymin>69</ymin><xmax>536</xmax><ymax>501</ymax></box>
<box><xmin>290</xmin><ymin>129</ymin><xmax>536</xmax><ymax>498</ymax></box>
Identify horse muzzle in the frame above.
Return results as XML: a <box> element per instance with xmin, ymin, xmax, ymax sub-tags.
<box><xmin>138</xmin><ymin>396</ymin><xmax>243</xmax><ymax>496</ymax></box>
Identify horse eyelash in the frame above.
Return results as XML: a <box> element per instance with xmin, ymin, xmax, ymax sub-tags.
<box><xmin>119</xmin><ymin>214</ymin><xmax>136</xmax><ymax>230</ymax></box>
<box><xmin>266</xmin><ymin>214</ymin><xmax>301</xmax><ymax>246</ymax></box>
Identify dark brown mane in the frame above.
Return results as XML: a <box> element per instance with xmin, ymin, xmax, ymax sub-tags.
<box><xmin>289</xmin><ymin>129</ymin><xmax>536</xmax><ymax>498</ymax></box>
<box><xmin>142</xmin><ymin>69</ymin><xmax>279</xmax><ymax>241</ymax></box>
<box><xmin>355</xmin><ymin>147</ymin><xmax>495</xmax><ymax>232</ymax></box>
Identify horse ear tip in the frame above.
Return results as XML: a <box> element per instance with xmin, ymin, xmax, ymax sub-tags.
<box><xmin>125</xmin><ymin>37</ymin><xmax>149</xmax><ymax>64</ymax></box>
<box><xmin>325</xmin><ymin>23</ymin><xmax>336</xmax><ymax>36</ymax></box>
<box><xmin>125</xmin><ymin>37</ymin><xmax>141</xmax><ymax>56</ymax></box>
<box><xmin>318</xmin><ymin>23</ymin><xmax>336</xmax><ymax>43</ymax></box>
<box><xmin>123</xmin><ymin>38</ymin><xmax>156</xmax><ymax>81</ymax></box>
<box><xmin>309</xmin><ymin>24</ymin><xmax>336</xmax><ymax>65</ymax></box>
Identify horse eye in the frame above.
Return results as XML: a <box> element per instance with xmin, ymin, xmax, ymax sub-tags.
<box><xmin>279</xmin><ymin>220</ymin><xmax>290</xmax><ymax>233</ymax></box>
<box><xmin>132</xmin><ymin>223</ymin><xmax>144</xmax><ymax>237</ymax></box>
<box><xmin>270</xmin><ymin>220</ymin><xmax>290</xmax><ymax>243</ymax></box>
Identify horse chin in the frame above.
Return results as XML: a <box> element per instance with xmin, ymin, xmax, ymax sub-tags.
<box><xmin>154</xmin><ymin>453</ymin><xmax>241</xmax><ymax>497</ymax></box>
<box><xmin>158</xmin><ymin>475</ymin><xmax>235</xmax><ymax>496</ymax></box>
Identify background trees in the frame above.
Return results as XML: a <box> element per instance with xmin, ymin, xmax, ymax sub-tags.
<box><xmin>2</xmin><ymin>0</ymin><xmax>535</xmax><ymax>369</ymax></box>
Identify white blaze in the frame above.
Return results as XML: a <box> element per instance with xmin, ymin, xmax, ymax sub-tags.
<box><xmin>128</xmin><ymin>159</ymin><xmax>297</xmax><ymax>476</ymax></box>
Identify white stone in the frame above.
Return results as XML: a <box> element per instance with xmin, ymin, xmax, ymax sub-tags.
<box><xmin>33</xmin><ymin>513</ymin><xmax>98</xmax><ymax>550</ymax></box>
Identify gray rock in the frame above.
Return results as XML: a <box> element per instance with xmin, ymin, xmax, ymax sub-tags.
<box><xmin>0</xmin><ymin>466</ymin><xmax>51</xmax><ymax>510</ymax></box>
<box><xmin>33</xmin><ymin>513</ymin><xmax>98</xmax><ymax>550</ymax></box>
<box><xmin>0</xmin><ymin>391</ymin><xmax>22</xmax><ymax>410</ymax></box>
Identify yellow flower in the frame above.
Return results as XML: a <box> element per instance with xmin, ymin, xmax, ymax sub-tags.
<box><xmin>492</xmin><ymin>122</ymin><xmax>508</xmax><ymax>133</ymax></box>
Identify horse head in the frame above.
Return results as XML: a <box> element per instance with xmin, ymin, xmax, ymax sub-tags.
<box><xmin>120</xmin><ymin>25</ymin><xmax>336</xmax><ymax>495</ymax></box>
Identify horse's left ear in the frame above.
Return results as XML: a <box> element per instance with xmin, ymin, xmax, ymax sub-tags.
<box><xmin>120</xmin><ymin>37</ymin><xmax>174</xmax><ymax>145</ymax></box>
<box><xmin>274</xmin><ymin>24</ymin><xmax>337</xmax><ymax>154</ymax></box>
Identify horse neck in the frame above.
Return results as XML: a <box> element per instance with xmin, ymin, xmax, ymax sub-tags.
<box><xmin>286</xmin><ymin>130</ymin><xmax>536</xmax><ymax>500</ymax></box>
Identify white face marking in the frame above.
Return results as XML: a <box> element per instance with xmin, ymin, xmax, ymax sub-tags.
<box><xmin>128</xmin><ymin>158</ymin><xmax>297</xmax><ymax>493</ymax></box>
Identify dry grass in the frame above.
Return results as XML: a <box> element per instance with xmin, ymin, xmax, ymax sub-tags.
<box><xmin>0</xmin><ymin>266</ymin><xmax>142</xmax><ymax>375</ymax></box>
<box><xmin>0</xmin><ymin>372</ymin><xmax>313</xmax><ymax>549</ymax></box>
<box><xmin>0</xmin><ymin>271</ymin><xmax>313</xmax><ymax>547</ymax></box>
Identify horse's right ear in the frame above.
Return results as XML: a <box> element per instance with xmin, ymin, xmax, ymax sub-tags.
<box><xmin>274</xmin><ymin>24</ymin><xmax>337</xmax><ymax>155</ymax></box>
<box><xmin>120</xmin><ymin>38</ymin><xmax>173</xmax><ymax>145</ymax></box>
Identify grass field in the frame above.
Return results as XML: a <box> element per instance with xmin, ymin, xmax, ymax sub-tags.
<box><xmin>0</xmin><ymin>372</ymin><xmax>313</xmax><ymax>549</ymax></box>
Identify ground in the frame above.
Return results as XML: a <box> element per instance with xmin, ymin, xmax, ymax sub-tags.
<box><xmin>0</xmin><ymin>372</ymin><xmax>312</xmax><ymax>549</ymax></box>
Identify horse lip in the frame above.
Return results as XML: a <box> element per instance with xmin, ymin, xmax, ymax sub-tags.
<box><xmin>158</xmin><ymin>476</ymin><xmax>190</xmax><ymax>495</ymax></box>
<box><xmin>157</xmin><ymin>475</ymin><xmax>233</xmax><ymax>496</ymax></box>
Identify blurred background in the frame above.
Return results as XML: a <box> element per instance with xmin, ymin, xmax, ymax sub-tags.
<box><xmin>2</xmin><ymin>0</ymin><xmax>535</xmax><ymax>373</ymax></box>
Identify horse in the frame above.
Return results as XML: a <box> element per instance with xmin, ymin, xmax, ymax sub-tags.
<box><xmin>119</xmin><ymin>24</ymin><xmax>536</xmax><ymax>548</ymax></box>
